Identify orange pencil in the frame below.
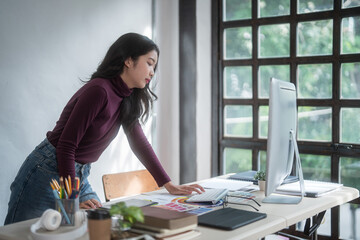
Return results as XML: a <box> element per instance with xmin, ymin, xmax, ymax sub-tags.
<box><xmin>75</xmin><ymin>177</ymin><xmax>80</xmax><ymax>191</ymax></box>
<box><xmin>68</xmin><ymin>175</ymin><xmax>72</xmax><ymax>192</ymax></box>
<box><xmin>52</xmin><ymin>179</ymin><xmax>60</xmax><ymax>191</ymax></box>
<box><xmin>65</xmin><ymin>177</ymin><xmax>71</xmax><ymax>198</ymax></box>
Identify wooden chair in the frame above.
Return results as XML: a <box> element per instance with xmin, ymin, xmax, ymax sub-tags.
<box><xmin>102</xmin><ymin>169</ymin><xmax>160</xmax><ymax>202</ymax></box>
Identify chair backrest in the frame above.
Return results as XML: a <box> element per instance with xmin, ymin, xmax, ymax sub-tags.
<box><xmin>102</xmin><ymin>169</ymin><xmax>160</xmax><ymax>202</ymax></box>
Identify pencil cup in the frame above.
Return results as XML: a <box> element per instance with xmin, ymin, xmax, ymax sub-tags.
<box><xmin>55</xmin><ymin>197</ymin><xmax>79</xmax><ymax>226</ymax></box>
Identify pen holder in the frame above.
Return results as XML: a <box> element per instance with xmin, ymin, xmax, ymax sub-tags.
<box><xmin>55</xmin><ymin>198</ymin><xmax>79</xmax><ymax>226</ymax></box>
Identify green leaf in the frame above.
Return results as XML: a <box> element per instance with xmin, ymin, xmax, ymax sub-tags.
<box><xmin>109</xmin><ymin>202</ymin><xmax>144</xmax><ymax>227</ymax></box>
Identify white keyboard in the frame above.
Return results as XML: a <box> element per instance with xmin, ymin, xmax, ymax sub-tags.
<box><xmin>186</xmin><ymin>188</ymin><xmax>229</xmax><ymax>204</ymax></box>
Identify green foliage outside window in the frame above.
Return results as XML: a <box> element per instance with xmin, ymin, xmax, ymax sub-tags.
<box><xmin>341</xmin><ymin>108</ymin><xmax>360</xmax><ymax>144</ymax></box>
<box><xmin>342</xmin><ymin>17</ymin><xmax>360</xmax><ymax>54</ymax></box>
<box><xmin>224</xmin><ymin>105</ymin><xmax>253</xmax><ymax>137</ymax></box>
<box><xmin>297</xmin><ymin>20</ymin><xmax>333</xmax><ymax>56</ymax></box>
<box><xmin>298</xmin><ymin>106</ymin><xmax>332</xmax><ymax>141</ymax></box>
<box><xmin>341</xmin><ymin>62</ymin><xmax>360</xmax><ymax>99</ymax></box>
<box><xmin>224</xmin><ymin>27</ymin><xmax>252</xmax><ymax>59</ymax></box>
<box><xmin>224</xmin><ymin>66</ymin><xmax>252</xmax><ymax>99</ymax></box>
<box><xmin>298</xmin><ymin>0</ymin><xmax>333</xmax><ymax>13</ymax></box>
<box><xmin>259</xmin><ymin>0</ymin><xmax>290</xmax><ymax>17</ymax></box>
<box><xmin>224</xmin><ymin>148</ymin><xmax>252</xmax><ymax>173</ymax></box>
<box><xmin>297</xmin><ymin>64</ymin><xmax>332</xmax><ymax>99</ymax></box>
<box><xmin>300</xmin><ymin>154</ymin><xmax>331</xmax><ymax>181</ymax></box>
<box><xmin>223</xmin><ymin>0</ymin><xmax>251</xmax><ymax>21</ymax></box>
<box><xmin>340</xmin><ymin>157</ymin><xmax>360</xmax><ymax>191</ymax></box>
<box><xmin>259</xmin><ymin>24</ymin><xmax>290</xmax><ymax>58</ymax></box>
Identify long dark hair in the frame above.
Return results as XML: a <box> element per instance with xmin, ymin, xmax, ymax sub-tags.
<box><xmin>90</xmin><ymin>33</ymin><xmax>159</xmax><ymax>130</ymax></box>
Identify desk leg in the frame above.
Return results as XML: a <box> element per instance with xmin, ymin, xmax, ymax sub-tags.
<box><xmin>304</xmin><ymin>211</ymin><xmax>326</xmax><ymax>239</ymax></box>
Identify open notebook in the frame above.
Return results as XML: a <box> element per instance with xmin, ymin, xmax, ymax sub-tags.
<box><xmin>275</xmin><ymin>180</ymin><xmax>343</xmax><ymax>198</ymax></box>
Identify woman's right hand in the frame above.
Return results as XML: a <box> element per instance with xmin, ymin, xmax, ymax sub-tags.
<box><xmin>80</xmin><ymin>198</ymin><xmax>102</xmax><ymax>209</ymax></box>
<box><xmin>164</xmin><ymin>181</ymin><xmax>205</xmax><ymax>195</ymax></box>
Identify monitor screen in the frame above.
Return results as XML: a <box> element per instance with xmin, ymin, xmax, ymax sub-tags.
<box><xmin>263</xmin><ymin>78</ymin><xmax>303</xmax><ymax>204</ymax></box>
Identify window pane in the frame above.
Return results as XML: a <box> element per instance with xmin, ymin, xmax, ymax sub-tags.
<box><xmin>317</xmin><ymin>210</ymin><xmax>331</xmax><ymax>237</ymax></box>
<box><xmin>297</xmin><ymin>64</ymin><xmax>332</xmax><ymax>99</ymax></box>
<box><xmin>301</xmin><ymin>154</ymin><xmax>331</xmax><ymax>181</ymax></box>
<box><xmin>339</xmin><ymin>203</ymin><xmax>360</xmax><ymax>240</ymax></box>
<box><xmin>259</xmin><ymin>151</ymin><xmax>267</xmax><ymax>171</ymax></box>
<box><xmin>340</xmin><ymin>157</ymin><xmax>360</xmax><ymax>190</ymax></box>
<box><xmin>259</xmin><ymin>106</ymin><xmax>269</xmax><ymax>139</ymax></box>
<box><xmin>224</xmin><ymin>27</ymin><xmax>252</xmax><ymax>59</ymax></box>
<box><xmin>258</xmin><ymin>65</ymin><xmax>290</xmax><ymax>98</ymax></box>
<box><xmin>342</xmin><ymin>0</ymin><xmax>360</xmax><ymax>8</ymax></box>
<box><xmin>297</xmin><ymin>20</ymin><xmax>333</xmax><ymax>56</ymax></box>
<box><xmin>259</xmin><ymin>24</ymin><xmax>290</xmax><ymax>58</ymax></box>
<box><xmin>223</xmin><ymin>0</ymin><xmax>251</xmax><ymax>21</ymax></box>
<box><xmin>224</xmin><ymin>148</ymin><xmax>252</xmax><ymax>173</ymax></box>
<box><xmin>342</xmin><ymin>17</ymin><xmax>360</xmax><ymax>54</ymax></box>
<box><xmin>295</xmin><ymin>207</ymin><xmax>331</xmax><ymax>237</ymax></box>
<box><xmin>298</xmin><ymin>107</ymin><xmax>332</xmax><ymax>141</ymax></box>
<box><xmin>341</xmin><ymin>62</ymin><xmax>360</xmax><ymax>99</ymax></box>
<box><xmin>259</xmin><ymin>0</ymin><xmax>290</xmax><ymax>18</ymax></box>
<box><xmin>339</xmin><ymin>157</ymin><xmax>360</xmax><ymax>239</ymax></box>
<box><xmin>224</xmin><ymin>105</ymin><xmax>253</xmax><ymax>137</ymax></box>
<box><xmin>298</xmin><ymin>0</ymin><xmax>333</xmax><ymax>13</ymax></box>
<box><xmin>224</xmin><ymin>66</ymin><xmax>252</xmax><ymax>99</ymax></box>
<box><xmin>341</xmin><ymin>108</ymin><xmax>360</xmax><ymax>144</ymax></box>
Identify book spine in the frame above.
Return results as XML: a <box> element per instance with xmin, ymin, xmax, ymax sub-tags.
<box><xmin>228</xmin><ymin>177</ymin><xmax>256</xmax><ymax>183</ymax></box>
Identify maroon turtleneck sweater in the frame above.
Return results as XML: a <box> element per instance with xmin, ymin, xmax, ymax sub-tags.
<box><xmin>47</xmin><ymin>76</ymin><xmax>170</xmax><ymax>187</ymax></box>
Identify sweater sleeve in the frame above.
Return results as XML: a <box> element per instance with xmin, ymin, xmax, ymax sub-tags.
<box><xmin>124</xmin><ymin>121</ymin><xmax>171</xmax><ymax>187</ymax></box>
<box><xmin>56</xmin><ymin>86</ymin><xmax>107</xmax><ymax>180</ymax></box>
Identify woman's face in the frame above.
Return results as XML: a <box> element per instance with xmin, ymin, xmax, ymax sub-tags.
<box><xmin>122</xmin><ymin>50</ymin><xmax>158</xmax><ymax>89</ymax></box>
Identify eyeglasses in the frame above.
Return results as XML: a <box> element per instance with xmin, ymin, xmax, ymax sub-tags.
<box><xmin>222</xmin><ymin>194</ymin><xmax>261</xmax><ymax>212</ymax></box>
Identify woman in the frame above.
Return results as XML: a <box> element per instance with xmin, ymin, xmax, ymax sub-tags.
<box><xmin>5</xmin><ymin>33</ymin><xmax>204</xmax><ymax>225</ymax></box>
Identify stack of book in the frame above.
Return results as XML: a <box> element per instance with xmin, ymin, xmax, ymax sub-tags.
<box><xmin>131</xmin><ymin>206</ymin><xmax>200</xmax><ymax>240</ymax></box>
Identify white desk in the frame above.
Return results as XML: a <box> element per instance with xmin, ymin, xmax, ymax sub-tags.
<box><xmin>193</xmin><ymin>186</ymin><xmax>359</xmax><ymax>240</ymax></box>
<box><xmin>0</xmin><ymin>180</ymin><xmax>358</xmax><ymax>240</ymax></box>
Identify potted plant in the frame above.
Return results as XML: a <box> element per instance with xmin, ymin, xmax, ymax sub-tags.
<box><xmin>109</xmin><ymin>202</ymin><xmax>144</xmax><ymax>239</ymax></box>
<box><xmin>254</xmin><ymin>170</ymin><xmax>266</xmax><ymax>191</ymax></box>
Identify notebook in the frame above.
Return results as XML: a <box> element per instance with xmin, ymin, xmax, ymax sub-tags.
<box><xmin>198</xmin><ymin>207</ymin><xmax>267</xmax><ymax>230</ymax></box>
<box><xmin>101</xmin><ymin>198</ymin><xmax>157</xmax><ymax>209</ymax></box>
<box><xmin>200</xmin><ymin>178</ymin><xmax>252</xmax><ymax>191</ymax></box>
<box><xmin>275</xmin><ymin>180</ymin><xmax>343</xmax><ymax>198</ymax></box>
<box><xmin>229</xmin><ymin>170</ymin><xmax>298</xmax><ymax>185</ymax></box>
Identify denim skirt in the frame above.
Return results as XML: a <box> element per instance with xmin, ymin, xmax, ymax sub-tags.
<box><xmin>4</xmin><ymin>138</ymin><xmax>100</xmax><ymax>225</ymax></box>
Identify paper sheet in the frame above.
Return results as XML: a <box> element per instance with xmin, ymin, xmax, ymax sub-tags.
<box><xmin>199</xmin><ymin>178</ymin><xmax>252</xmax><ymax>191</ymax></box>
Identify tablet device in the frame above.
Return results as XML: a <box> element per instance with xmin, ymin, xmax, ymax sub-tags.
<box><xmin>198</xmin><ymin>208</ymin><xmax>266</xmax><ymax>230</ymax></box>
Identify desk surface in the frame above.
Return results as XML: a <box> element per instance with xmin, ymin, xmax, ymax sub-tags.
<box><xmin>0</xmin><ymin>179</ymin><xmax>358</xmax><ymax>240</ymax></box>
<box><xmin>193</xmin><ymin>186</ymin><xmax>358</xmax><ymax>240</ymax></box>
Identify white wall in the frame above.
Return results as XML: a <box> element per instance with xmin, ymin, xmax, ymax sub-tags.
<box><xmin>196</xmin><ymin>0</ymin><xmax>212</xmax><ymax>181</ymax></box>
<box><xmin>154</xmin><ymin>0</ymin><xmax>181</xmax><ymax>184</ymax></box>
<box><xmin>0</xmin><ymin>0</ymin><xmax>153</xmax><ymax>225</ymax></box>
<box><xmin>154</xmin><ymin>0</ymin><xmax>212</xmax><ymax>184</ymax></box>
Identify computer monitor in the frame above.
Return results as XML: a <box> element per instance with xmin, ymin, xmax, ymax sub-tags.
<box><xmin>263</xmin><ymin>78</ymin><xmax>305</xmax><ymax>204</ymax></box>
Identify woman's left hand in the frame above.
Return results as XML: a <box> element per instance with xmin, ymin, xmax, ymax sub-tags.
<box><xmin>80</xmin><ymin>198</ymin><xmax>102</xmax><ymax>209</ymax></box>
<box><xmin>164</xmin><ymin>182</ymin><xmax>205</xmax><ymax>195</ymax></box>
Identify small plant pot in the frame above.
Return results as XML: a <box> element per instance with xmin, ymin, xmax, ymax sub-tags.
<box><xmin>258</xmin><ymin>180</ymin><xmax>266</xmax><ymax>191</ymax></box>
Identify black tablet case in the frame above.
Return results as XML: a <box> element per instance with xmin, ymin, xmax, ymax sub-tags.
<box><xmin>198</xmin><ymin>208</ymin><xmax>267</xmax><ymax>230</ymax></box>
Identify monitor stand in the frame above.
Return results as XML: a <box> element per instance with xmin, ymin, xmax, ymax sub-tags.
<box><xmin>263</xmin><ymin>130</ymin><xmax>305</xmax><ymax>204</ymax></box>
